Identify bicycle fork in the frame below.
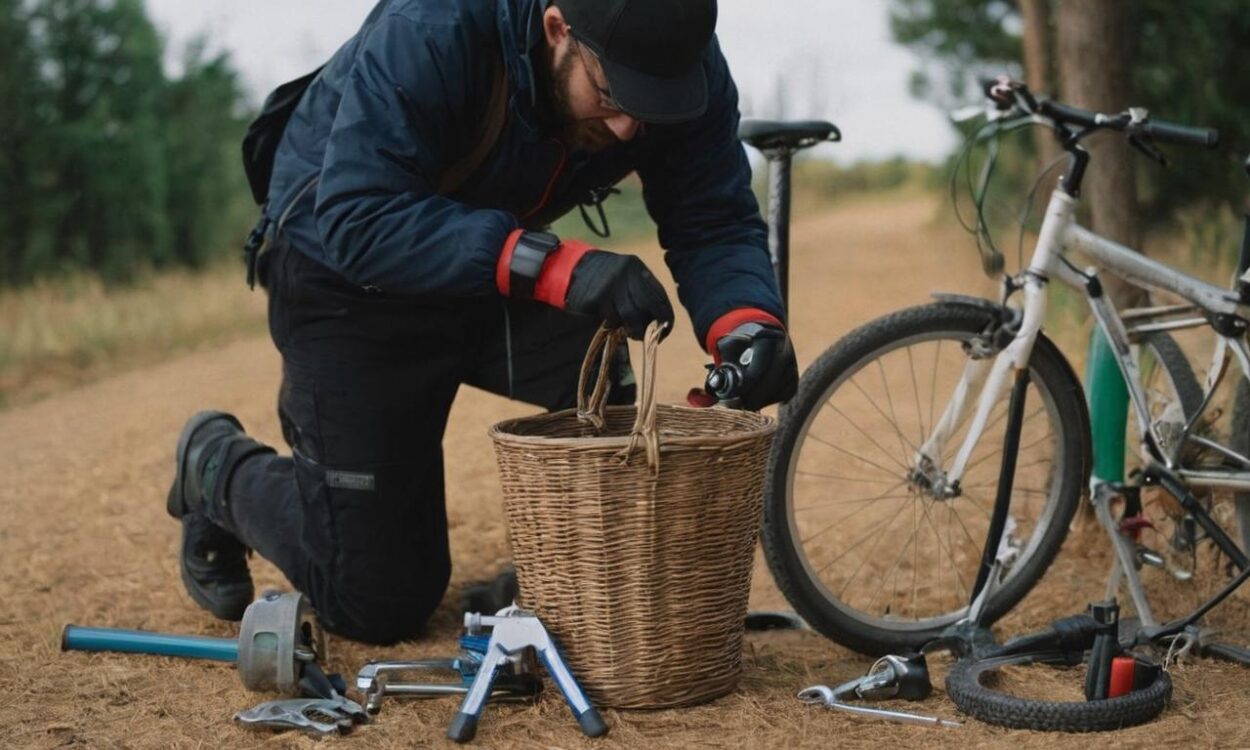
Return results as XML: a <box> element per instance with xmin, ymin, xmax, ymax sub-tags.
<box><xmin>917</xmin><ymin>276</ymin><xmax>1049</xmax><ymax>488</ymax></box>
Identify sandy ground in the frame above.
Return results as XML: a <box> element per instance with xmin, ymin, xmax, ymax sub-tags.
<box><xmin>4</xmin><ymin>194</ymin><xmax>1250</xmax><ymax>749</ymax></box>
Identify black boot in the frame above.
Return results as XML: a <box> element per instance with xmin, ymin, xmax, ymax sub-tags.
<box><xmin>167</xmin><ymin>411</ymin><xmax>273</xmax><ymax>621</ymax></box>
<box><xmin>461</xmin><ymin>566</ymin><xmax>519</xmax><ymax>615</ymax></box>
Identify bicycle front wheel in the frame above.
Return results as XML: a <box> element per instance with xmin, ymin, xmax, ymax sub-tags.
<box><xmin>762</xmin><ymin>301</ymin><xmax>1089</xmax><ymax>655</ymax></box>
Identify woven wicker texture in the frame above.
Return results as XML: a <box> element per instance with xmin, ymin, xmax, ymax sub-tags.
<box><xmin>490</xmin><ymin>324</ymin><xmax>776</xmax><ymax>708</ymax></box>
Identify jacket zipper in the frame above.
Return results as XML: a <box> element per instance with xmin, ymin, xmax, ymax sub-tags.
<box><xmin>519</xmin><ymin>140</ymin><xmax>567</xmax><ymax>222</ymax></box>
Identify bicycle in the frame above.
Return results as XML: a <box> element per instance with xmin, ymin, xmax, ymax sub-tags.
<box><xmin>728</xmin><ymin>79</ymin><xmax>1250</xmax><ymax>670</ymax></box>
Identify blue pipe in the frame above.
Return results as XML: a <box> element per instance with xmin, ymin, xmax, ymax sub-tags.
<box><xmin>62</xmin><ymin>625</ymin><xmax>239</xmax><ymax>662</ymax></box>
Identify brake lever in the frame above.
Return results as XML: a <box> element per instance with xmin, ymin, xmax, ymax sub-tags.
<box><xmin>1128</xmin><ymin>134</ymin><xmax>1170</xmax><ymax>168</ymax></box>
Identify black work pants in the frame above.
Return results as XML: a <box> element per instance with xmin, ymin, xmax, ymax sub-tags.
<box><xmin>223</xmin><ymin>243</ymin><xmax>633</xmax><ymax>644</ymax></box>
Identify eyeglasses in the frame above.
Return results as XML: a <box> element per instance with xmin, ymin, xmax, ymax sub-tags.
<box><xmin>572</xmin><ymin>37</ymin><xmax>625</xmax><ymax>113</ymax></box>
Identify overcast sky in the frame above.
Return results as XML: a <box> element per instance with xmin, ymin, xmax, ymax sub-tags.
<box><xmin>145</xmin><ymin>0</ymin><xmax>958</xmax><ymax>163</ymax></box>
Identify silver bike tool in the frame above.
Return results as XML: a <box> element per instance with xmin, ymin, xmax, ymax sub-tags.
<box><xmin>799</xmin><ymin>653</ymin><xmax>960</xmax><ymax>728</ymax></box>
<box><xmin>448</xmin><ymin>608</ymin><xmax>607</xmax><ymax>743</ymax></box>
<box><xmin>234</xmin><ymin>696</ymin><xmax>363</xmax><ymax>736</ymax></box>
<box><xmin>356</xmin><ymin>657</ymin><xmax>540</xmax><ymax>714</ymax></box>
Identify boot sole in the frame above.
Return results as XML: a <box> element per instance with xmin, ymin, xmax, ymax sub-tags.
<box><xmin>179</xmin><ymin>530</ymin><xmax>253</xmax><ymax>621</ymax></box>
<box><xmin>166</xmin><ymin>410</ymin><xmax>244</xmax><ymax>519</ymax></box>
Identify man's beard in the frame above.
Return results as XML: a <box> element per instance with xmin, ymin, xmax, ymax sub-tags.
<box><xmin>549</xmin><ymin>46</ymin><xmax>619</xmax><ymax>153</ymax></box>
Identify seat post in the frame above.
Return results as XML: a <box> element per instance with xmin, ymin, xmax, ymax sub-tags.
<box><xmin>761</xmin><ymin>147</ymin><xmax>795</xmax><ymax>316</ymax></box>
<box><xmin>737</xmin><ymin>118</ymin><xmax>841</xmax><ymax>318</ymax></box>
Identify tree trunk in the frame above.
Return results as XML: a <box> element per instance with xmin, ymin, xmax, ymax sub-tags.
<box><xmin>1018</xmin><ymin>0</ymin><xmax>1061</xmax><ymax>172</ymax></box>
<box><xmin>1056</xmin><ymin>0</ymin><xmax>1143</xmax><ymax>308</ymax></box>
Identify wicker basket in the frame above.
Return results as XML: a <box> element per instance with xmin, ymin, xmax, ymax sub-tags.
<box><xmin>489</xmin><ymin>323</ymin><xmax>776</xmax><ymax>709</ymax></box>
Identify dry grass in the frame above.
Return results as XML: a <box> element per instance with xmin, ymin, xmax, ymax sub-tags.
<box><xmin>0</xmin><ymin>262</ymin><xmax>267</xmax><ymax>408</ymax></box>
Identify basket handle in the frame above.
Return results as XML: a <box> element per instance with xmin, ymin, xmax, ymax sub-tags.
<box><xmin>576</xmin><ymin>324</ymin><xmax>627</xmax><ymax>431</ymax></box>
<box><xmin>621</xmin><ymin>322</ymin><xmax>664</xmax><ymax>474</ymax></box>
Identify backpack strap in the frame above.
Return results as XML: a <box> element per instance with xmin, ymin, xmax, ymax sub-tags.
<box><xmin>437</xmin><ymin>57</ymin><xmax>509</xmax><ymax>196</ymax></box>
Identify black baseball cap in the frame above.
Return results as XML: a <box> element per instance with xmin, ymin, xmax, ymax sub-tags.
<box><xmin>554</xmin><ymin>0</ymin><xmax>717</xmax><ymax>124</ymax></box>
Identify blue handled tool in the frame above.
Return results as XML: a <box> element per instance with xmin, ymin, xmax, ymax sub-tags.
<box><xmin>61</xmin><ymin>591</ymin><xmax>322</xmax><ymax>694</ymax></box>
<box><xmin>62</xmin><ymin>625</ymin><xmax>239</xmax><ymax>661</ymax></box>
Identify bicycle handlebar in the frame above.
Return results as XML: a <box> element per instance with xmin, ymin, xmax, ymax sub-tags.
<box><xmin>1035</xmin><ymin>100</ymin><xmax>1101</xmax><ymax>130</ymax></box>
<box><xmin>980</xmin><ymin>76</ymin><xmax>1220</xmax><ymax>150</ymax></box>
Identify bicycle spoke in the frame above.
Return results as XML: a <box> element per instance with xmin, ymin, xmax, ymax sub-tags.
<box><xmin>796</xmin><ymin>470</ymin><xmax>897</xmax><ymax>484</ymax></box>
<box><xmin>945</xmin><ymin>501</ymin><xmax>983</xmax><ymax>555</ymax></box>
<box><xmin>872</xmin><ymin>357</ymin><xmax>917</xmax><ymax>460</ymax></box>
<box><xmin>837</xmin><ymin>501</ymin><xmax>907</xmax><ymax>598</ymax></box>
<box><xmin>803</xmin><ymin>429</ymin><xmax>909</xmax><ymax>480</ymax></box>
<box><xmin>928</xmin><ymin>340</ymin><xmax>942</xmax><ymax>446</ymax></box>
<box><xmin>793</xmin><ymin>493</ymin><xmax>913</xmax><ymax>513</ymax></box>
<box><xmin>823</xmin><ymin>399</ymin><xmax>913</xmax><ymax>474</ymax></box>
<box><xmin>943</xmin><ymin>395</ymin><xmax>1047</xmax><ymax>469</ymax></box>
<box><xmin>919</xmin><ymin>497</ymin><xmax>972</xmax><ymax>605</ymax></box>
<box><xmin>946</xmin><ymin>503</ymin><xmax>964</xmax><ymax>611</ymax></box>
<box><xmin>962</xmin><ymin>425</ymin><xmax>1053</xmax><ymax>475</ymax></box>
<box><xmin>911</xmin><ymin>496</ymin><xmax>921</xmax><ymax>617</ymax></box>
<box><xmin>907</xmin><ymin>346</ymin><xmax>927</xmax><ymax>447</ymax></box>
<box><xmin>816</xmin><ymin>509</ymin><xmax>910</xmax><ymax>575</ymax></box>
<box><xmin>867</xmin><ymin>498</ymin><xmax>923</xmax><ymax>617</ymax></box>
<box><xmin>800</xmin><ymin>479</ymin><xmax>911</xmax><ymax>545</ymax></box>
<box><xmin>957</xmin><ymin>489</ymin><xmax>993</xmax><ymax>519</ymax></box>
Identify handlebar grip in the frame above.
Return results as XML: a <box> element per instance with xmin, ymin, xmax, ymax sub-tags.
<box><xmin>1141</xmin><ymin>119</ymin><xmax>1220</xmax><ymax>149</ymax></box>
<box><xmin>1037</xmin><ymin>100</ymin><xmax>1102</xmax><ymax>129</ymax></box>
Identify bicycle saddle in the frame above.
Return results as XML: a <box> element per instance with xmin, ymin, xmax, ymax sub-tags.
<box><xmin>738</xmin><ymin>119</ymin><xmax>841</xmax><ymax>151</ymax></box>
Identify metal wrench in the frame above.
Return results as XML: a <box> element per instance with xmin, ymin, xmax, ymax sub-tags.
<box><xmin>799</xmin><ymin>653</ymin><xmax>960</xmax><ymax>728</ymax></box>
<box><xmin>234</xmin><ymin>696</ymin><xmax>365</xmax><ymax>736</ymax></box>
<box><xmin>799</xmin><ymin>683</ymin><xmax>961</xmax><ymax>728</ymax></box>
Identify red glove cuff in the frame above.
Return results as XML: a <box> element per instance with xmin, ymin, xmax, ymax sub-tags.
<box><xmin>705</xmin><ymin>308</ymin><xmax>785</xmax><ymax>363</ymax></box>
<box><xmin>495</xmin><ymin>231</ymin><xmax>595</xmax><ymax>309</ymax></box>
<box><xmin>533</xmin><ymin>239</ymin><xmax>594</xmax><ymax>308</ymax></box>
<box><xmin>495</xmin><ymin>229</ymin><xmax>526</xmax><ymax>296</ymax></box>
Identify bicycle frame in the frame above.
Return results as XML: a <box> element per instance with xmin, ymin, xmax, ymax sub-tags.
<box><xmin>922</xmin><ymin>187</ymin><xmax>1250</xmax><ymax>492</ymax></box>
<box><xmin>919</xmin><ymin>180</ymin><xmax>1250</xmax><ymax>633</ymax></box>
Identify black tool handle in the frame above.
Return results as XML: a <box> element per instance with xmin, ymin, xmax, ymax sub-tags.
<box><xmin>447</xmin><ymin>712</ymin><xmax>479</xmax><ymax>744</ymax></box>
<box><xmin>447</xmin><ymin>643</ymin><xmax>505</xmax><ymax>743</ymax></box>
<box><xmin>576</xmin><ymin>707</ymin><xmax>609</xmax><ymax>738</ymax></box>
<box><xmin>1083</xmin><ymin>601</ymin><xmax>1120</xmax><ymax>701</ymax></box>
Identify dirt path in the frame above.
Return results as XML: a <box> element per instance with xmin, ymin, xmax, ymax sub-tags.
<box><xmin>3</xmin><ymin>194</ymin><xmax>1249</xmax><ymax>749</ymax></box>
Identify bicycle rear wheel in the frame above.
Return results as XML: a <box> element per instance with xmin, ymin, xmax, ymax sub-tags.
<box><xmin>1127</xmin><ymin>336</ymin><xmax>1250</xmax><ymax>629</ymax></box>
<box><xmin>1228</xmin><ymin>380</ymin><xmax>1250</xmax><ymax>549</ymax></box>
<box><xmin>762</xmin><ymin>301</ymin><xmax>1089</xmax><ymax>654</ymax></box>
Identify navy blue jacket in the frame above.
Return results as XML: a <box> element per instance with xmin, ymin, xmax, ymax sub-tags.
<box><xmin>267</xmin><ymin>0</ymin><xmax>783</xmax><ymax>348</ymax></box>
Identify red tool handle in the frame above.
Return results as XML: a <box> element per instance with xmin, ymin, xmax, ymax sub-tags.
<box><xmin>1107</xmin><ymin>656</ymin><xmax>1136</xmax><ymax>698</ymax></box>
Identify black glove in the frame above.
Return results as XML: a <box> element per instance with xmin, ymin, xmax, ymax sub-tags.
<box><xmin>564</xmin><ymin>250</ymin><xmax>675</xmax><ymax>340</ymax></box>
<box><xmin>707</xmin><ymin>322</ymin><xmax>798</xmax><ymax>410</ymax></box>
